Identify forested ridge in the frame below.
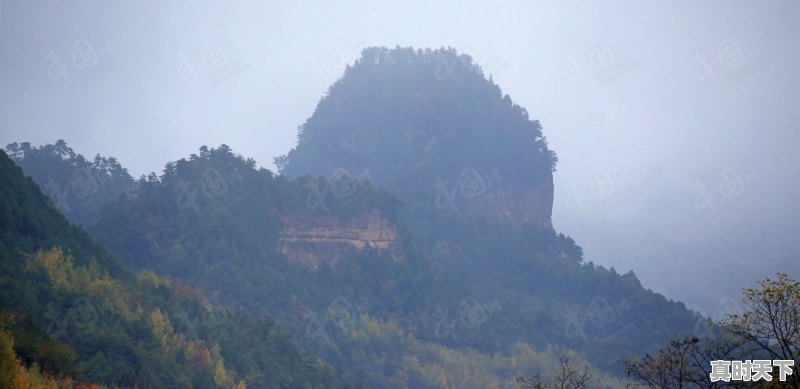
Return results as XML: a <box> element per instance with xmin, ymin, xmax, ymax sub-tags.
<box><xmin>6</xmin><ymin>47</ymin><xmax>788</xmax><ymax>388</ymax></box>
<box><xmin>0</xmin><ymin>149</ymin><xmax>350</xmax><ymax>388</ymax></box>
<box><xmin>6</xmin><ymin>140</ymin><xmax>701</xmax><ymax>387</ymax></box>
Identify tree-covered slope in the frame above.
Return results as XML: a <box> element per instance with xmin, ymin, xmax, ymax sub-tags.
<box><xmin>0</xmin><ymin>149</ymin><xmax>350</xmax><ymax>388</ymax></box>
<box><xmin>9</xmin><ymin>140</ymin><xmax>705</xmax><ymax>383</ymax></box>
<box><xmin>279</xmin><ymin>47</ymin><xmax>557</xmax><ymax>229</ymax></box>
<box><xmin>6</xmin><ymin>47</ymin><xmax>707</xmax><ymax>382</ymax></box>
<box><xmin>5</xmin><ymin>140</ymin><xmax>136</xmax><ymax>229</ymax></box>
<box><xmin>276</xmin><ymin>46</ymin><xmax>705</xmax><ymax>370</ymax></box>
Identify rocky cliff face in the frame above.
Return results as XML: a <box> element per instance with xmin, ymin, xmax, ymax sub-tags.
<box><xmin>466</xmin><ymin>174</ymin><xmax>554</xmax><ymax>229</ymax></box>
<box><xmin>278</xmin><ymin>209</ymin><xmax>401</xmax><ymax>269</ymax></box>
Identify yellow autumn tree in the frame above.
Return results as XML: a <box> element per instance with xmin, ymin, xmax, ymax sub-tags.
<box><xmin>149</xmin><ymin>308</ymin><xmax>175</xmax><ymax>353</ymax></box>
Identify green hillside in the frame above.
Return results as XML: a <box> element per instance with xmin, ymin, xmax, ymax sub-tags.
<box><xmin>0</xmin><ymin>149</ymin><xmax>350</xmax><ymax>388</ymax></box>
<box><xmin>5</xmin><ymin>48</ymin><xmax>708</xmax><ymax>387</ymax></box>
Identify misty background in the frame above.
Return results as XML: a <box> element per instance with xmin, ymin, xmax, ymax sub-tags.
<box><xmin>1</xmin><ymin>0</ymin><xmax>798</xmax><ymax>315</ymax></box>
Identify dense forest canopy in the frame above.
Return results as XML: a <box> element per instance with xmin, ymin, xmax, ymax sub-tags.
<box><xmin>280</xmin><ymin>47</ymin><xmax>557</xmax><ymax>212</ymax></box>
<box><xmin>0</xmin><ymin>0</ymin><xmax>795</xmax><ymax>384</ymax></box>
<box><xmin>2</xmin><ymin>44</ymin><xmax>760</xmax><ymax>389</ymax></box>
<box><xmin>7</xmin><ymin>140</ymin><xmax>707</xmax><ymax>387</ymax></box>
<box><xmin>0</xmin><ymin>149</ymin><xmax>350</xmax><ymax>388</ymax></box>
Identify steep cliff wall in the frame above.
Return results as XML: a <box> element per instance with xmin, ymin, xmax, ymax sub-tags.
<box><xmin>278</xmin><ymin>209</ymin><xmax>400</xmax><ymax>269</ymax></box>
<box><xmin>467</xmin><ymin>173</ymin><xmax>554</xmax><ymax>229</ymax></box>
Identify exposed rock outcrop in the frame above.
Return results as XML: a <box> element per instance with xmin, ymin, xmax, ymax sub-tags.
<box><xmin>278</xmin><ymin>209</ymin><xmax>401</xmax><ymax>269</ymax></box>
<box><xmin>466</xmin><ymin>174</ymin><xmax>554</xmax><ymax>229</ymax></box>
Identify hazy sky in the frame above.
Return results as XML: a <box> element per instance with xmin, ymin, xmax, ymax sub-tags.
<box><xmin>1</xmin><ymin>0</ymin><xmax>798</xmax><ymax>314</ymax></box>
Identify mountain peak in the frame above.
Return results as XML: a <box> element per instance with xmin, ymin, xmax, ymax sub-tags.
<box><xmin>281</xmin><ymin>46</ymin><xmax>556</xmax><ymax>228</ymax></box>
